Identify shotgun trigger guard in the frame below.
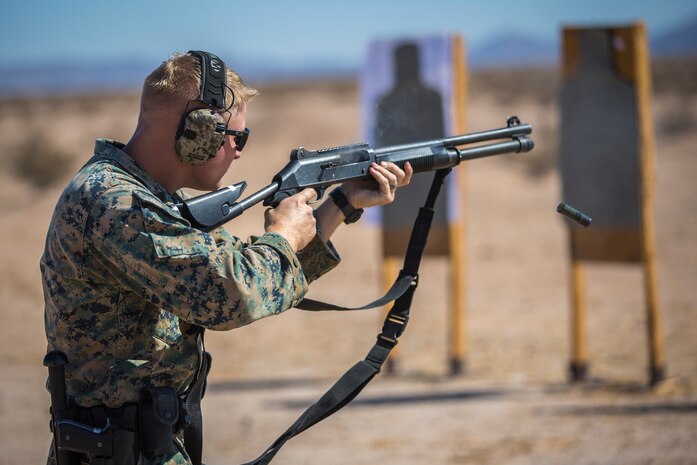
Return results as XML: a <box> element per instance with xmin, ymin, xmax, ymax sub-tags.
<box><xmin>310</xmin><ymin>186</ymin><xmax>328</xmax><ymax>204</ymax></box>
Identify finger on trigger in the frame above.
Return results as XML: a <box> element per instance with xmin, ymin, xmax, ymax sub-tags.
<box><xmin>297</xmin><ymin>188</ymin><xmax>317</xmax><ymax>203</ymax></box>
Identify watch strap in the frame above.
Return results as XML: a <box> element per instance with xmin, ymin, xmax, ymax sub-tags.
<box><xmin>329</xmin><ymin>189</ymin><xmax>364</xmax><ymax>224</ymax></box>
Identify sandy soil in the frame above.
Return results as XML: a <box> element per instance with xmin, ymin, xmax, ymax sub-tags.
<box><xmin>0</xmin><ymin>68</ymin><xmax>695</xmax><ymax>464</ymax></box>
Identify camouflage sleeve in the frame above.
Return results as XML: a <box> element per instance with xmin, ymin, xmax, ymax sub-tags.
<box><xmin>85</xmin><ymin>187</ymin><xmax>308</xmax><ymax>331</ymax></box>
<box><xmin>296</xmin><ymin>234</ymin><xmax>340</xmax><ymax>283</ymax></box>
<box><xmin>247</xmin><ymin>231</ymin><xmax>340</xmax><ymax>284</ymax></box>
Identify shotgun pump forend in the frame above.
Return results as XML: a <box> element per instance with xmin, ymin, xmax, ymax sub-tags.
<box><xmin>177</xmin><ymin>116</ymin><xmax>534</xmax><ymax>231</ymax></box>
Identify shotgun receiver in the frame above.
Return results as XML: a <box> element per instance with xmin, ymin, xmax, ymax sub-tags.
<box><xmin>177</xmin><ymin>116</ymin><xmax>533</xmax><ymax>231</ymax></box>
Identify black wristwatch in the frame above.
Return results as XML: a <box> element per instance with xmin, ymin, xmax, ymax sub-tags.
<box><xmin>329</xmin><ymin>189</ymin><xmax>364</xmax><ymax>224</ymax></box>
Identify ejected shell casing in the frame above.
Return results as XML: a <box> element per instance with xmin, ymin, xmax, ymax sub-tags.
<box><xmin>557</xmin><ymin>203</ymin><xmax>592</xmax><ymax>227</ymax></box>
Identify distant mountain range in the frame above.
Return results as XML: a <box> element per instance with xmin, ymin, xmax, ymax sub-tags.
<box><xmin>470</xmin><ymin>14</ymin><xmax>697</xmax><ymax>69</ymax></box>
<box><xmin>469</xmin><ymin>33</ymin><xmax>559</xmax><ymax>68</ymax></box>
<box><xmin>1</xmin><ymin>15</ymin><xmax>695</xmax><ymax>95</ymax></box>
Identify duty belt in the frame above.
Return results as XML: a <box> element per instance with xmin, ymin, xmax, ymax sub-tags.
<box><xmin>44</xmin><ymin>350</ymin><xmax>212</xmax><ymax>465</ymax></box>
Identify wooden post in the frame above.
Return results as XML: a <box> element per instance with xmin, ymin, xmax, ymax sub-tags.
<box><xmin>448</xmin><ymin>221</ymin><xmax>466</xmax><ymax>374</ymax></box>
<box><xmin>632</xmin><ymin>23</ymin><xmax>666</xmax><ymax>385</ymax></box>
<box><xmin>643</xmin><ymin>214</ymin><xmax>665</xmax><ymax>385</ymax></box>
<box><xmin>448</xmin><ymin>35</ymin><xmax>468</xmax><ymax>375</ymax></box>
<box><xmin>569</xmin><ymin>260</ymin><xmax>588</xmax><ymax>381</ymax></box>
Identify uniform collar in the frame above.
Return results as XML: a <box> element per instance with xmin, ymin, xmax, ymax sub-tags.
<box><xmin>92</xmin><ymin>139</ymin><xmax>180</xmax><ymax>204</ymax></box>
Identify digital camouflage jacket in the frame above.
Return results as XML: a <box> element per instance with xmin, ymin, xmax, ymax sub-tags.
<box><xmin>41</xmin><ymin>139</ymin><xmax>340</xmax><ymax>409</ymax></box>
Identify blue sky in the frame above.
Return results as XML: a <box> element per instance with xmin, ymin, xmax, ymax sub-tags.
<box><xmin>2</xmin><ymin>0</ymin><xmax>696</xmax><ymax>68</ymax></box>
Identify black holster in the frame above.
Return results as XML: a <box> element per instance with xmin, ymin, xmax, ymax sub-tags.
<box><xmin>138</xmin><ymin>387</ymin><xmax>182</xmax><ymax>457</ymax></box>
<box><xmin>47</xmin><ymin>403</ymin><xmax>139</xmax><ymax>465</ymax></box>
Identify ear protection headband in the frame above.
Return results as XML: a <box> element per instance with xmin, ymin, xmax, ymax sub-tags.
<box><xmin>175</xmin><ymin>50</ymin><xmax>230</xmax><ymax>165</ymax></box>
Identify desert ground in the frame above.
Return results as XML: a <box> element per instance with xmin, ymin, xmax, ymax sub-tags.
<box><xmin>0</xmin><ymin>60</ymin><xmax>695</xmax><ymax>464</ymax></box>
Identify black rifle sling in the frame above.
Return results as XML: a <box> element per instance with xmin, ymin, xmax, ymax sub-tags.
<box><xmin>294</xmin><ymin>272</ymin><xmax>414</xmax><ymax>311</ymax></box>
<box><xmin>241</xmin><ymin>168</ymin><xmax>451</xmax><ymax>465</ymax></box>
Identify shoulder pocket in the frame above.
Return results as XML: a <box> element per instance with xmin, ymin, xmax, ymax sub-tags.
<box><xmin>135</xmin><ymin>192</ymin><xmax>214</xmax><ymax>258</ymax></box>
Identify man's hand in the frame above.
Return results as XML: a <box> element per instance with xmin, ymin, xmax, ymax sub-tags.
<box><xmin>341</xmin><ymin>161</ymin><xmax>413</xmax><ymax>209</ymax></box>
<box><xmin>265</xmin><ymin>188</ymin><xmax>317</xmax><ymax>252</ymax></box>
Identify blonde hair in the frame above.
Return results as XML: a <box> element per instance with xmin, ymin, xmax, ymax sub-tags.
<box><xmin>142</xmin><ymin>51</ymin><xmax>258</xmax><ymax>112</ymax></box>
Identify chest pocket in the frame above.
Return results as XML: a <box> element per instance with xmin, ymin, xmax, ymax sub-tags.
<box><xmin>136</xmin><ymin>192</ymin><xmax>215</xmax><ymax>259</ymax></box>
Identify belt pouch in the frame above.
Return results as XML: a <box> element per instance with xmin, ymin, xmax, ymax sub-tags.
<box><xmin>139</xmin><ymin>387</ymin><xmax>179</xmax><ymax>456</ymax></box>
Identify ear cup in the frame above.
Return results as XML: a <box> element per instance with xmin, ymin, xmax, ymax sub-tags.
<box><xmin>175</xmin><ymin>109</ymin><xmax>226</xmax><ymax>165</ymax></box>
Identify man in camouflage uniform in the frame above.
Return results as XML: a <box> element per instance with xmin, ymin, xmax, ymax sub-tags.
<box><xmin>41</xmin><ymin>51</ymin><xmax>412</xmax><ymax>465</ymax></box>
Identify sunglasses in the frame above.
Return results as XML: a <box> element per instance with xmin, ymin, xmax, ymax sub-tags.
<box><xmin>215</xmin><ymin>125</ymin><xmax>250</xmax><ymax>151</ymax></box>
